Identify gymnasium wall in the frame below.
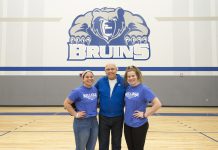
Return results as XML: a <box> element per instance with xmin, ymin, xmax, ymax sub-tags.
<box><xmin>0</xmin><ymin>0</ymin><xmax>218</xmax><ymax>106</ymax></box>
<box><xmin>0</xmin><ymin>76</ymin><xmax>217</xmax><ymax>106</ymax></box>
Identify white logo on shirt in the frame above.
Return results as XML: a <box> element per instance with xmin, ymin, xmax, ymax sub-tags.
<box><xmin>83</xmin><ymin>93</ymin><xmax>97</xmax><ymax>100</ymax></box>
<box><xmin>125</xmin><ymin>92</ymin><xmax>139</xmax><ymax>99</ymax></box>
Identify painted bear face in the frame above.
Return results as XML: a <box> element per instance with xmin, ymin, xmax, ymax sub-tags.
<box><xmin>101</xmin><ymin>19</ymin><xmax>115</xmax><ymax>36</ymax></box>
<box><xmin>98</xmin><ymin>17</ymin><xmax>117</xmax><ymax>40</ymax></box>
<box><xmin>92</xmin><ymin>7</ymin><xmax>125</xmax><ymax>43</ymax></box>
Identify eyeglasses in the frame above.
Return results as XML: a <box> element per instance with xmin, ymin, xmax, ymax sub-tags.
<box><xmin>105</xmin><ymin>68</ymin><xmax>116</xmax><ymax>71</ymax></box>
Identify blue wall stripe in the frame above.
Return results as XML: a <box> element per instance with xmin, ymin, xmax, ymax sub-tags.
<box><xmin>0</xmin><ymin>67</ymin><xmax>218</xmax><ymax>71</ymax></box>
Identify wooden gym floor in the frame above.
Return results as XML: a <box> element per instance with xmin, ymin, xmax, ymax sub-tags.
<box><xmin>0</xmin><ymin>107</ymin><xmax>218</xmax><ymax>150</ymax></box>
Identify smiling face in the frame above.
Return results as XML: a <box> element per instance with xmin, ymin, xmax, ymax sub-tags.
<box><xmin>83</xmin><ymin>72</ymin><xmax>94</xmax><ymax>87</ymax></box>
<box><xmin>105</xmin><ymin>64</ymin><xmax>117</xmax><ymax>80</ymax></box>
<box><xmin>126</xmin><ymin>71</ymin><xmax>140</xmax><ymax>86</ymax></box>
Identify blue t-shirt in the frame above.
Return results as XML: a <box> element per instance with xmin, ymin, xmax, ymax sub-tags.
<box><xmin>124</xmin><ymin>83</ymin><xmax>156</xmax><ymax>127</ymax></box>
<box><xmin>68</xmin><ymin>85</ymin><xmax>98</xmax><ymax>118</ymax></box>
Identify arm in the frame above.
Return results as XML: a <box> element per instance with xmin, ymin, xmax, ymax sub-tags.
<box><xmin>64</xmin><ymin>98</ymin><xmax>77</xmax><ymax>117</ymax></box>
<box><xmin>94</xmin><ymin>80</ymin><xmax>100</xmax><ymax>108</ymax></box>
<box><xmin>63</xmin><ymin>97</ymin><xmax>86</xmax><ymax>118</ymax></box>
<box><xmin>144</xmin><ymin>97</ymin><xmax>162</xmax><ymax>117</ymax></box>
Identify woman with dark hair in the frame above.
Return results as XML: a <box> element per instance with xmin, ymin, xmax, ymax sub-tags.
<box><xmin>64</xmin><ymin>70</ymin><xmax>98</xmax><ymax>150</ymax></box>
<box><xmin>124</xmin><ymin>66</ymin><xmax>162</xmax><ymax>150</ymax></box>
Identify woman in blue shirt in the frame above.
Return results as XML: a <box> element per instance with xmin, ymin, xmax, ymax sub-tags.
<box><xmin>64</xmin><ymin>70</ymin><xmax>98</xmax><ymax>150</ymax></box>
<box><xmin>124</xmin><ymin>66</ymin><xmax>162</xmax><ymax>150</ymax></box>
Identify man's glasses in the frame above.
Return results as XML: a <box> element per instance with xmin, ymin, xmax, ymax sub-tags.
<box><xmin>105</xmin><ymin>68</ymin><xmax>116</xmax><ymax>71</ymax></box>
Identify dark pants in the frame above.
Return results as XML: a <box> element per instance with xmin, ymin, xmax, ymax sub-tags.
<box><xmin>124</xmin><ymin>122</ymin><xmax>149</xmax><ymax>150</ymax></box>
<box><xmin>98</xmin><ymin>115</ymin><xmax>123</xmax><ymax>150</ymax></box>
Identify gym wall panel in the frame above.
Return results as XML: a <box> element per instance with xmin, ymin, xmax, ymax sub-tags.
<box><xmin>0</xmin><ymin>0</ymin><xmax>217</xmax><ymax>106</ymax></box>
<box><xmin>0</xmin><ymin>76</ymin><xmax>217</xmax><ymax>106</ymax></box>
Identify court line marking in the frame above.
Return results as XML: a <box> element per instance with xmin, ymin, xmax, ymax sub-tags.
<box><xmin>175</xmin><ymin>120</ymin><xmax>218</xmax><ymax>143</ymax></box>
<box><xmin>1</xmin><ymin>129</ymin><xmax>217</xmax><ymax>143</ymax></box>
<box><xmin>0</xmin><ymin>120</ymin><xmax>36</xmax><ymax>137</ymax></box>
<box><xmin>0</xmin><ymin>130</ymin><xmax>217</xmax><ymax>133</ymax></box>
<box><xmin>0</xmin><ymin>112</ymin><xmax>218</xmax><ymax>116</ymax></box>
<box><xmin>199</xmin><ymin>132</ymin><xmax>218</xmax><ymax>142</ymax></box>
<box><xmin>0</xmin><ymin>131</ymin><xmax>11</xmax><ymax>136</ymax></box>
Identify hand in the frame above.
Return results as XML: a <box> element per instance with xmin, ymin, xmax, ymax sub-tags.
<box><xmin>133</xmin><ymin>111</ymin><xmax>144</xmax><ymax>118</ymax></box>
<box><xmin>144</xmin><ymin>112</ymin><xmax>149</xmax><ymax>118</ymax></box>
<box><xmin>75</xmin><ymin>111</ymin><xmax>86</xmax><ymax>118</ymax></box>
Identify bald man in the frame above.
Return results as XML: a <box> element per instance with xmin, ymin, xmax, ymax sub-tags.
<box><xmin>95</xmin><ymin>64</ymin><xmax>126</xmax><ymax>150</ymax></box>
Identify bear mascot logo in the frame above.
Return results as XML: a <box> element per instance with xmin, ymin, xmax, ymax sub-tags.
<box><xmin>68</xmin><ymin>7</ymin><xmax>151</xmax><ymax>60</ymax></box>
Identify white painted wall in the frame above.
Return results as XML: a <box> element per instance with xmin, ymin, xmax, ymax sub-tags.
<box><xmin>0</xmin><ymin>0</ymin><xmax>217</xmax><ymax>75</ymax></box>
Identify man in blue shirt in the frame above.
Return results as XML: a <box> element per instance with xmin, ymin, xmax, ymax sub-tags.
<box><xmin>95</xmin><ymin>64</ymin><xmax>126</xmax><ymax>150</ymax></box>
